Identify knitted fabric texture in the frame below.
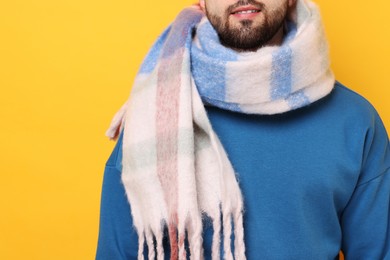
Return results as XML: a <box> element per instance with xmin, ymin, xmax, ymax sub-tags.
<box><xmin>106</xmin><ymin>1</ymin><xmax>335</xmax><ymax>259</ymax></box>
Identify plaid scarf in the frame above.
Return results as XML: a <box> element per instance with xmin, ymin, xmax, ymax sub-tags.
<box><xmin>106</xmin><ymin>1</ymin><xmax>334</xmax><ymax>259</ymax></box>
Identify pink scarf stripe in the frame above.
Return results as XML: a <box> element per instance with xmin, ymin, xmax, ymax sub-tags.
<box><xmin>156</xmin><ymin>48</ymin><xmax>185</xmax><ymax>258</ymax></box>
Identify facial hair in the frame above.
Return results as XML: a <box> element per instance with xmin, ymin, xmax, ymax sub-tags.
<box><xmin>205</xmin><ymin>0</ymin><xmax>289</xmax><ymax>51</ymax></box>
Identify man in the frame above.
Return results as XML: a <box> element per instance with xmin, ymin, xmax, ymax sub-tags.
<box><xmin>96</xmin><ymin>0</ymin><xmax>390</xmax><ymax>259</ymax></box>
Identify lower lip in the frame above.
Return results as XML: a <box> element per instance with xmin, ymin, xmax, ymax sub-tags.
<box><xmin>231</xmin><ymin>11</ymin><xmax>261</xmax><ymax>19</ymax></box>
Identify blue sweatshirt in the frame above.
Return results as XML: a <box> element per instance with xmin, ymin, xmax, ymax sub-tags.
<box><xmin>96</xmin><ymin>82</ymin><xmax>390</xmax><ymax>260</ymax></box>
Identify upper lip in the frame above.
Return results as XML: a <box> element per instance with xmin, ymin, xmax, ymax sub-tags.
<box><xmin>231</xmin><ymin>5</ymin><xmax>261</xmax><ymax>14</ymax></box>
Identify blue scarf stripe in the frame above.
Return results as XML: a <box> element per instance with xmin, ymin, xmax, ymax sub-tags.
<box><xmin>270</xmin><ymin>46</ymin><xmax>293</xmax><ymax>101</ymax></box>
<box><xmin>191</xmin><ymin>48</ymin><xmax>228</xmax><ymax>101</ymax></box>
<box><xmin>287</xmin><ymin>90</ymin><xmax>311</xmax><ymax>109</ymax></box>
<box><xmin>191</xmin><ymin>21</ymin><xmax>238</xmax><ymax>103</ymax></box>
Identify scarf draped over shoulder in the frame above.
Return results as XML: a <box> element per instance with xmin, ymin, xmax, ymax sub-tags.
<box><xmin>106</xmin><ymin>1</ymin><xmax>334</xmax><ymax>259</ymax></box>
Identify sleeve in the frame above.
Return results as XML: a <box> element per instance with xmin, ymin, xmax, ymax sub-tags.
<box><xmin>95</xmin><ymin>131</ymin><xmax>139</xmax><ymax>260</ymax></box>
<box><xmin>341</xmin><ymin>111</ymin><xmax>390</xmax><ymax>259</ymax></box>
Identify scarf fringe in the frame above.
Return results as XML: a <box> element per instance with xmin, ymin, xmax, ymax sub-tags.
<box><xmin>135</xmin><ymin>209</ymin><xmax>245</xmax><ymax>260</ymax></box>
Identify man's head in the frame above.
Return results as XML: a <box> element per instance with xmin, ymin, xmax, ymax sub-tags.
<box><xmin>199</xmin><ymin>0</ymin><xmax>296</xmax><ymax>52</ymax></box>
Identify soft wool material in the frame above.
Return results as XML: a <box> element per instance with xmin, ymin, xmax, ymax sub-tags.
<box><xmin>97</xmin><ymin>83</ymin><xmax>390</xmax><ymax>260</ymax></box>
<box><xmin>106</xmin><ymin>1</ymin><xmax>334</xmax><ymax>259</ymax></box>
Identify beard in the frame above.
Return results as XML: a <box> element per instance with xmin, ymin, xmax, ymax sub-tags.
<box><xmin>205</xmin><ymin>0</ymin><xmax>289</xmax><ymax>51</ymax></box>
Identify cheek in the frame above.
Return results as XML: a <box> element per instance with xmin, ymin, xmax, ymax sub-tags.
<box><xmin>205</xmin><ymin>0</ymin><xmax>228</xmax><ymax>15</ymax></box>
<box><xmin>266</xmin><ymin>0</ymin><xmax>286</xmax><ymax>10</ymax></box>
<box><xmin>265</xmin><ymin>1</ymin><xmax>288</xmax><ymax>16</ymax></box>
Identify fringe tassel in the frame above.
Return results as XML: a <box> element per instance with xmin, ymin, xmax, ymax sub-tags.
<box><xmin>146</xmin><ymin>229</ymin><xmax>155</xmax><ymax>260</ymax></box>
<box><xmin>188</xmin><ymin>215</ymin><xmax>203</xmax><ymax>260</ymax></box>
<box><xmin>138</xmin><ymin>231</ymin><xmax>145</xmax><ymax>260</ymax></box>
<box><xmin>233</xmin><ymin>209</ymin><xmax>246</xmax><ymax>260</ymax></box>
<box><xmin>169</xmin><ymin>224</ymin><xmax>178</xmax><ymax>260</ymax></box>
<box><xmin>211</xmin><ymin>213</ymin><xmax>221</xmax><ymax>260</ymax></box>
<box><xmin>223</xmin><ymin>213</ymin><xmax>233</xmax><ymax>260</ymax></box>
<box><xmin>156</xmin><ymin>228</ymin><xmax>165</xmax><ymax>260</ymax></box>
<box><xmin>178</xmin><ymin>227</ymin><xmax>186</xmax><ymax>260</ymax></box>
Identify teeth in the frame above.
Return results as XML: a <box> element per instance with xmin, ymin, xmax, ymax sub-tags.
<box><xmin>236</xmin><ymin>10</ymin><xmax>259</xmax><ymax>14</ymax></box>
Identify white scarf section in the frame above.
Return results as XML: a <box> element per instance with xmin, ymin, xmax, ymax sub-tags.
<box><xmin>105</xmin><ymin>1</ymin><xmax>335</xmax><ymax>259</ymax></box>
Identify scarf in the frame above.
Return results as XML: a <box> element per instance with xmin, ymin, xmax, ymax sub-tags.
<box><xmin>105</xmin><ymin>1</ymin><xmax>335</xmax><ymax>259</ymax></box>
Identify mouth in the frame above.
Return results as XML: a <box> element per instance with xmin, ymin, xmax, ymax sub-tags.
<box><xmin>230</xmin><ymin>5</ymin><xmax>262</xmax><ymax>19</ymax></box>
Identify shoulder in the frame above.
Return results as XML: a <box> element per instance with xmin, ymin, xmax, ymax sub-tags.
<box><xmin>327</xmin><ymin>81</ymin><xmax>382</xmax><ymax>126</ymax></box>
<box><xmin>332</xmin><ymin>81</ymin><xmax>389</xmax><ymax>159</ymax></box>
<box><xmin>332</xmin><ymin>81</ymin><xmax>377</xmax><ymax>113</ymax></box>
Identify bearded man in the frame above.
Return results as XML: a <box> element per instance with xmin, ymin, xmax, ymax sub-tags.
<box><xmin>96</xmin><ymin>0</ymin><xmax>390</xmax><ymax>259</ymax></box>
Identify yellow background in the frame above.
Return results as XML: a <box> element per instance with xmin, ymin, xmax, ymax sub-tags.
<box><xmin>0</xmin><ymin>0</ymin><xmax>388</xmax><ymax>259</ymax></box>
